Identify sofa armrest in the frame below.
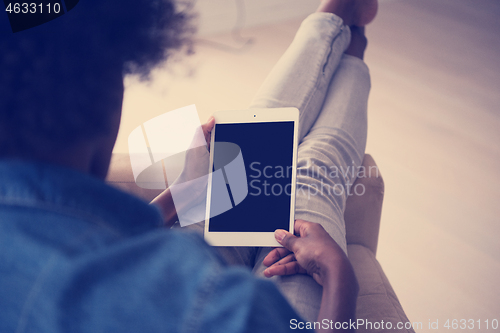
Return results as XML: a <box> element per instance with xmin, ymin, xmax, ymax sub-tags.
<box><xmin>348</xmin><ymin>244</ymin><xmax>415</xmax><ymax>333</ymax></box>
<box><xmin>344</xmin><ymin>155</ymin><xmax>414</xmax><ymax>332</ymax></box>
<box><xmin>344</xmin><ymin>154</ymin><xmax>384</xmax><ymax>255</ymax></box>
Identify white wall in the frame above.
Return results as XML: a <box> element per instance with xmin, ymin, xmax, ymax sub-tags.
<box><xmin>193</xmin><ymin>0</ymin><xmax>318</xmax><ymax>36</ymax></box>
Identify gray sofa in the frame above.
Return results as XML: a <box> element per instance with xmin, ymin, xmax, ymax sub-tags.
<box><xmin>107</xmin><ymin>153</ymin><xmax>415</xmax><ymax>333</ymax></box>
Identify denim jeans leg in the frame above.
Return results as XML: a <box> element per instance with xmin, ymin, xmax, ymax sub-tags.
<box><xmin>249</xmin><ymin>13</ymin><xmax>371</xmax><ymax>322</ymax></box>
<box><xmin>294</xmin><ymin>54</ymin><xmax>370</xmax><ymax>254</ymax></box>
<box><xmin>250</xmin><ymin>12</ymin><xmax>351</xmax><ymax>142</ymax></box>
<box><xmin>253</xmin><ymin>54</ymin><xmax>371</xmax><ymax>323</ymax></box>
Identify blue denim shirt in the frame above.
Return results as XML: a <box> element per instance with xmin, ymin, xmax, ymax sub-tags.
<box><xmin>0</xmin><ymin>160</ymin><xmax>309</xmax><ymax>333</ymax></box>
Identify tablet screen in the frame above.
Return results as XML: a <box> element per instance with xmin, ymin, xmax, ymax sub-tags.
<box><xmin>208</xmin><ymin>121</ymin><xmax>295</xmax><ymax>232</ymax></box>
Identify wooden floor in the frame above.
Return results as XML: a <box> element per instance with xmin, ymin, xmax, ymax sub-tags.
<box><xmin>114</xmin><ymin>0</ymin><xmax>500</xmax><ymax>330</ymax></box>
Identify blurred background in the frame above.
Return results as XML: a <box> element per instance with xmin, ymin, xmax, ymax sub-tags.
<box><xmin>113</xmin><ymin>0</ymin><xmax>500</xmax><ymax>331</ymax></box>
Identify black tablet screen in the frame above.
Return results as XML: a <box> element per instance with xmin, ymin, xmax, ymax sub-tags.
<box><xmin>208</xmin><ymin>121</ymin><xmax>295</xmax><ymax>232</ymax></box>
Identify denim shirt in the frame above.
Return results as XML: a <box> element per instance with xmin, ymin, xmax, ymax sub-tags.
<box><xmin>0</xmin><ymin>160</ymin><xmax>309</xmax><ymax>333</ymax></box>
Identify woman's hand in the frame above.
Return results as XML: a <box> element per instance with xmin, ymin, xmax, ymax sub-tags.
<box><xmin>151</xmin><ymin>117</ymin><xmax>215</xmax><ymax>227</ymax></box>
<box><xmin>264</xmin><ymin>220</ymin><xmax>359</xmax><ymax>331</ymax></box>
<box><xmin>263</xmin><ymin>220</ymin><xmax>349</xmax><ymax>287</ymax></box>
<box><xmin>172</xmin><ymin>117</ymin><xmax>215</xmax><ymax>189</ymax></box>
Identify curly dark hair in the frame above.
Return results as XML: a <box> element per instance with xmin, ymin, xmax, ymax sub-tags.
<box><xmin>0</xmin><ymin>0</ymin><xmax>194</xmax><ymax>156</ymax></box>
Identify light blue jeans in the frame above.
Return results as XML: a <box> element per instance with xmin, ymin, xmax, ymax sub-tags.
<box><xmin>189</xmin><ymin>12</ymin><xmax>371</xmax><ymax>322</ymax></box>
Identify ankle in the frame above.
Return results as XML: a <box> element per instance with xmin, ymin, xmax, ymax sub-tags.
<box><xmin>344</xmin><ymin>26</ymin><xmax>367</xmax><ymax>60</ymax></box>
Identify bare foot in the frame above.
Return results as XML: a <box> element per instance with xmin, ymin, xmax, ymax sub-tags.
<box><xmin>317</xmin><ymin>0</ymin><xmax>378</xmax><ymax>27</ymax></box>
<box><xmin>355</xmin><ymin>0</ymin><xmax>378</xmax><ymax>26</ymax></box>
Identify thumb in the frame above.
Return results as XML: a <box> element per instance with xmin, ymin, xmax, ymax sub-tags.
<box><xmin>275</xmin><ymin>229</ymin><xmax>298</xmax><ymax>252</ymax></box>
<box><xmin>202</xmin><ymin>116</ymin><xmax>215</xmax><ymax>147</ymax></box>
<box><xmin>202</xmin><ymin>116</ymin><xmax>215</xmax><ymax>134</ymax></box>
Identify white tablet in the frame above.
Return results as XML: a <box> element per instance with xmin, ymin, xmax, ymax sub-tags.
<box><xmin>204</xmin><ymin>108</ymin><xmax>299</xmax><ymax>247</ymax></box>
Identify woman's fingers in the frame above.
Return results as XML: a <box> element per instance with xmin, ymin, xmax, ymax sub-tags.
<box><xmin>263</xmin><ymin>252</ymin><xmax>308</xmax><ymax>278</ymax></box>
<box><xmin>264</xmin><ymin>260</ymin><xmax>306</xmax><ymax>277</ymax></box>
<box><xmin>201</xmin><ymin>116</ymin><xmax>215</xmax><ymax>148</ymax></box>
<box><xmin>269</xmin><ymin>220</ymin><xmax>343</xmax><ymax>286</ymax></box>
<box><xmin>274</xmin><ymin>229</ymin><xmax>300</xmax><ymax>253</ymax></box>
<box><xmin>268</xmin><ymin>252</ymin><xmax>296</xmax><ymax>267</ymax></box>
<box><xmin>263</xmin><ymin>247</ymin><xmax>291</xmax><ymax>266</ymax></box>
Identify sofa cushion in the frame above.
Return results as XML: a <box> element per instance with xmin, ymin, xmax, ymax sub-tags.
<box><xmin>347</xmin><ymin>244</ymin><xmax>415</xmax><ymax>333</ymax></box>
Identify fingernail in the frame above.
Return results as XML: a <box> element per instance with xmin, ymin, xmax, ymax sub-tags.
<box><xmin>275</xmin><ymin>229</ymin><xmax>286</xmax><ymax>242</ymax></box>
